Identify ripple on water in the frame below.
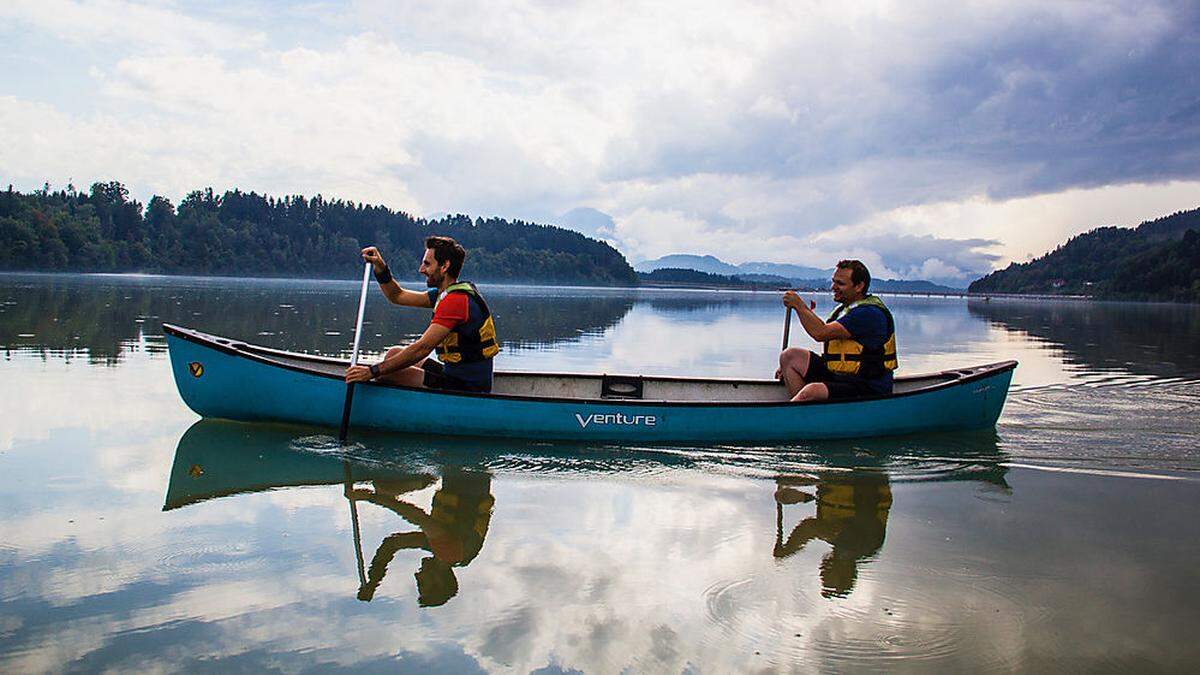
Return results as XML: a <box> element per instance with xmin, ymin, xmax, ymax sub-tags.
<box><xmin>809</xmin><ymin>573</ymin><xmax>1038</xmax><ymax>671</ymax></box>
<box><xmin>290</xmin><ymin>435</ymin><xmax>358</xmax><ymax>454</ymax></box>
<box><xmin>699</xmin><ymin>562</ymin><xmax>1047</xmax><ymax>671</ymax></box>
<box><xmin>1001</xmin><ymin>378</ymin><xmax>1200</xmax><ymax>471</ymax></box>
<box><xmin>703</xmin><ymin>575</ymin><xmax>797</xmax><ymax>640</ymax></box>
<box><xmin>483</xmin><ymin>454</ymin><xmax>671</xmax><ymax>477</ymax></box>
<box><xmin>155</xmin><ymin>542</ymin><xmax>263</xmax><ymax>576</ymax></box>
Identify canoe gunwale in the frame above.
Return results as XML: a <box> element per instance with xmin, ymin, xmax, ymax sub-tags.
<box><xmin>162</xmin><ymin>323</ymin><xmax>1017</xmax><ymax>409</ymax></box>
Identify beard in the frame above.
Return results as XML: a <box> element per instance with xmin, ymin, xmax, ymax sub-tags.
<box><xmin>425</xmin><ymin>273</ymin><xmax>440</xmax><ymax>288</ymax></box>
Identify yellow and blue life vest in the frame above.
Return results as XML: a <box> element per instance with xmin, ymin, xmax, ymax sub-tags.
<box><xmin>823</xmin><ymin>294</ymin><xmax>898</xmax><ymax>378</ymax></box>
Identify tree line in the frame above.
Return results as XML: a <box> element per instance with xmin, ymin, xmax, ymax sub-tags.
<box><xmin>0</xmin><ymin>181</ymin><xmax>639</xmax><ymax>285</ymax></box>
<box><xmin>969</xmin><ymin>207</ymin><xmax>1200</xmax><ymax>302</ymax></box>
<box><xmin>638</xmin><ymin>267</ymin><xmax>769</xmax><ymax>288</ymax></box>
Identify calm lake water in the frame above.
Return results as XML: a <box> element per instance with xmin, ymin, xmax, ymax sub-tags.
<box><xmin>2</xmin><ymin>272</ymin><xmax>1199</xmax><ymax>673</ymax></box>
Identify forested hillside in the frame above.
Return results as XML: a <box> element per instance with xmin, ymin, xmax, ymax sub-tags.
<box><xmin>969</xmin><ymin>207</ymin><xmax>1200</xmax><ymax>301</ymax></box>
<box><xmin>0</xmin><ymin>182</ymin><xmax>638</xmax><ymax>285</ymax></box>
<box><xmin>638</xmin><ymin>267</ymin><xmax>766</xmax><ymax>288</ymax></box>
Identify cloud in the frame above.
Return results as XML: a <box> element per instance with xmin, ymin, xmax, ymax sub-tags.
<box><xmin>601</xmin><ymin>1</ymin><xmax>1200</xmax><ymax>192</ymax></box>
<box><xmin>814</xmin><ymin>233</ymin><xmax>1002</xmax><ymax>287</ymax></box>
<box><xmin>2</xmin><ymin>0</ymin><xmax>1199</xmax><ymax>280</ymax></box>
<box><xmin>0</xmin><ymin>0</ymin><xmax>267</xmax><ymax>54</ymax></box>
<box><xmin>846</xmin><ymin>180</ymin><xmax>1200</xmax><ymax>266</ymax></box>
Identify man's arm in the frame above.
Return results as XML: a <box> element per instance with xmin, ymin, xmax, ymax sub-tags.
<box><xmin>345</xmin><ymin>322</ymin><xmax>451</xmax><ymax>383</ymax></box>
<box><xmin>362</xmin><ymin>246</ymin><xmax>433</xmax><ymax>308</ymax></box>
<box><xmin>377</xmin><ymin>323</ymin><xmax>450</xmax><ymax>374</ymax></box>
<box><xmin>783</xmin><ymin>291</ymin><xmax>851</xmax><ymax>342</ymax></box>
<box><xmin>380</xmin><ymin>280</ymin><xmax>434</xmax><ymax>307</ymax></box>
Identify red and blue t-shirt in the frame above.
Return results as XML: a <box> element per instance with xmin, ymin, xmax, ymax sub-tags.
<box><xmin>430</xmin><ymin>288</ymin><xmax>471</xmax><ymax>329</ymax></box>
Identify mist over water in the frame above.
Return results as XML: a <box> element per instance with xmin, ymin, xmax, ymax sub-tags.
<box><xmin>2</xmin><ymin>273</ymin><xmax>1198</xmax><ymax>672</ymax></box>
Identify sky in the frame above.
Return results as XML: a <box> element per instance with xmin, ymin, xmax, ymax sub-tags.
<box><xmin>2</xmin><ymin>0</ymin><xmax>1199</xmax><ymax>286</ymax></box>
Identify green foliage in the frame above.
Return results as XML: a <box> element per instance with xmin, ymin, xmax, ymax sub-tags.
<box><xmin>1107</xmin><ymin>230</ymin><xmax>1200</xmax><ymax>302</ymax></box>
<box><xmin>0</xmin><ymin>182</ymin><xmax>638</xmax><ymax>285</ymax></box>
<box><xmin>968</xmin><ymin>207</ymin><xmax>1200</xmax><ymax>301</ymax></box>
<box><xmin>639</xmin><ymin>267</ymin><xmax>762</xmax><ymax>287</ymax></box>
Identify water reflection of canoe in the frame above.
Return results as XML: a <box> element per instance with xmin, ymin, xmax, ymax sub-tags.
<box><xmin>164</xmin><ymin>419</ymin><xmax>1012</xmax><ymax>508</ymax></box>
<box><xmin>164</xmin><ymin>324</ymin><xmax>1017</xmax><ymax>443</ymax></box>
<box><xmin>165</xmin><ymin>420</ymin><xmax>498</xmax><ymax>607</ymax></box>
<box><xmin>163</xmin><ymin>420</ymin><xmax>420</xmax><ymax>510</ymax></box>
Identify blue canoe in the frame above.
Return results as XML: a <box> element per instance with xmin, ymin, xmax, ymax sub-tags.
<box><xmin>164</xmin><ymin>324</ymin><xmax>1016</xmax><ymax>443</ymax></box>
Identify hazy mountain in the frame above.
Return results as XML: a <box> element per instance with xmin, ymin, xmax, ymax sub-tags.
<box><xmin>635</xmin><ymin>254</ymin><xmax>827</xmax><ymax>278</ymax></box>
<box><xmin>556</xmin><ymin>207</ymin><xmax>617</xmax><ymax>240</ymax></box>
<box><xmin>737</xmin><ymin>261</ymin><xmax>832</xmax><ymax>279</ymax></box>
<box><xmin>636</xmin><ymin>253</ymin><xmax>960</xmax><ymax>292</ymax></box>
<box><xmin>634</xmin><ymin>254</ymin><xmax>740</xmax><ymax>275</ymax></box>
<box><xmin>774</xmin><ymin>278</ymin><xmax>960</xmax><ymax>293</ymax></box>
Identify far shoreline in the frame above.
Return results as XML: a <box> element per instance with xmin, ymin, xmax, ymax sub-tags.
<box><xmin>6</xmin><ymin>270</ymin><xmax>1193</xmax><ymax>304</ymax></box>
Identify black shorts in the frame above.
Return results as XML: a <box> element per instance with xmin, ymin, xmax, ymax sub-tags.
<box><xmin>421</xmin><ymin>360</ymin><xmax>490</xmax><ymax>393</ymax></box>
<box><xmin>804</xmin><ymin>354</ymin><xmax>884</xmax><ymax>400</ymax></box>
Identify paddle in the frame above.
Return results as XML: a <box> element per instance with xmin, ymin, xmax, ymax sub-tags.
<box><xmin>344</xmin><ymin>461</ymin><xmax>368</xmax><ymax>588</ymax></box>
<box><xmin>339</xmin><ymin>262</ymin><xmax>373</xmax><ymax>442</ymax></box>
<box><xmin>781</xmin><ymin>292</ymin><xmax>818</xmax><ymax>352</ymax></box>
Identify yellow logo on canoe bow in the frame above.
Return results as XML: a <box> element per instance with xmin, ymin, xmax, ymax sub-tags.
<box><xmin>188</xmin><ymin>361</ymin><xmax>204</xmax><ymax>378</ymax></box>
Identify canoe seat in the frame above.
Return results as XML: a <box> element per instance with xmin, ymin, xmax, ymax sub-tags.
<box><xmin>601</xmin><ymin>374</ymin><xmax>644</xmax><ymax>399</ymax></box>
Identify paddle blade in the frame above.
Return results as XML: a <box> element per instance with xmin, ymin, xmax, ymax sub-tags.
<box><xmin>339</xmin><ymin>383</ymin><xmax>356</xmax><ymax>442</ymax></box>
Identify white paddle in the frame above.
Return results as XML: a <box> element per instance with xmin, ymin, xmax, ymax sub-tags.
<box><xmin>339</xmin><ymin>262</ymin><xmax>373</xmax><ymax>442</ymax></box>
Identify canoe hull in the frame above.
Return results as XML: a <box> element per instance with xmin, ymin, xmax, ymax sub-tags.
<box><xmin>165</xmin><ymin>328</ymin><xmax>1015</xmax><ymax>443</ymax></box>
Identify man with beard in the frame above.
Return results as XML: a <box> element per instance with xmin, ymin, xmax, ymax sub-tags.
<box><xmin>345</xmin><ymin>236</ymin><xmax>499</xmax><ymax>393</ymax></box>
<box><xmin>776</xmin><ymin>259</ymin><xmax>898</xmax><ymax>402</ymax></box>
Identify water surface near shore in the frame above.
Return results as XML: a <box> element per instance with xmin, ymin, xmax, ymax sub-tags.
<box><xmin>2</xmin><ymin>273</ymin><xmax>1198</xmax><ymax>672</ymax></box>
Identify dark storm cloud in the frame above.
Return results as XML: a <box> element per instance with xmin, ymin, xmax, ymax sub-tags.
<box><xmin>611</xmin><ymin>1</ymin><xmax>1200</xmax><ymax>212</ymax></box>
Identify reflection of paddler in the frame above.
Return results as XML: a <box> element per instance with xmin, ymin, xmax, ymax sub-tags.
<box><xmin>774</xmin><ymin>470</ymin><xmax>892</xmax><ymax>598</ymax></box>
<box><xmin>354</xmin><ymin>469</ymin><xmax>494</xmax><ymax>607</ymax></box>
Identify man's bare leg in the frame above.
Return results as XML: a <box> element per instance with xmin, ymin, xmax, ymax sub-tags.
<box><xmin>792</xmin><ymin>382</ymin><xmax>830</xmax><ymax>402</ymax></box>
<box><xmin>778</xmin><ymin>347</ymin><xmax>812</xmax><ymax>397</ymax></box>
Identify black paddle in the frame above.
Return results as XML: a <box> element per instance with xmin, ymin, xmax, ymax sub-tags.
<box><xmin>339</xmin><ymin>262</ymin><xmax>373</xmax><ymax>442</ymax></box>
<box><xmin>781</xmin><ymin>292</ymin><xmax>817</xmax><ymax>352</ymax></box>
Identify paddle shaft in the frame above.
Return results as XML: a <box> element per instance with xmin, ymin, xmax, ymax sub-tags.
<box><xmin>344</xmin><ymin>462</ymin><xmax>367</xmax><ymax>587</ymax></box>
<box><xmin>782</xmin><ymin>306</ymin><xmax>793</xmax><ymax>351</ymax></box>
<box><xmin>339</xmin><ymin>263</ymin><xmax>373</xmax><ymax>441</ymax></box>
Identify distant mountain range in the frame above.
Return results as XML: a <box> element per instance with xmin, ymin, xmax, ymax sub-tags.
<box><xmin>634</xmin><ymin>254</ymin><xmax>831</xmax><ymax>279</ymax></box>
<box><xmin>969</xmin><ymin>206</ymin><xmax>1200</xmax><ymax>302</ymax></box>
<box><xmin>633</xmin><ymin>253</ymin><xmax>959</xmax><ymax>293</ymax></box>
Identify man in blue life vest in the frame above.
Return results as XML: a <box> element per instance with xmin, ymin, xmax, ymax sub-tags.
<box><xmin>776</xmin><ymin>259</ymin><xmax>898</xmax><ymax>402</ymax></box>
<box><xmin>344</xmin><ymin>236</ymin><xmax>499</xmax><ymax>393</ymax></box>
